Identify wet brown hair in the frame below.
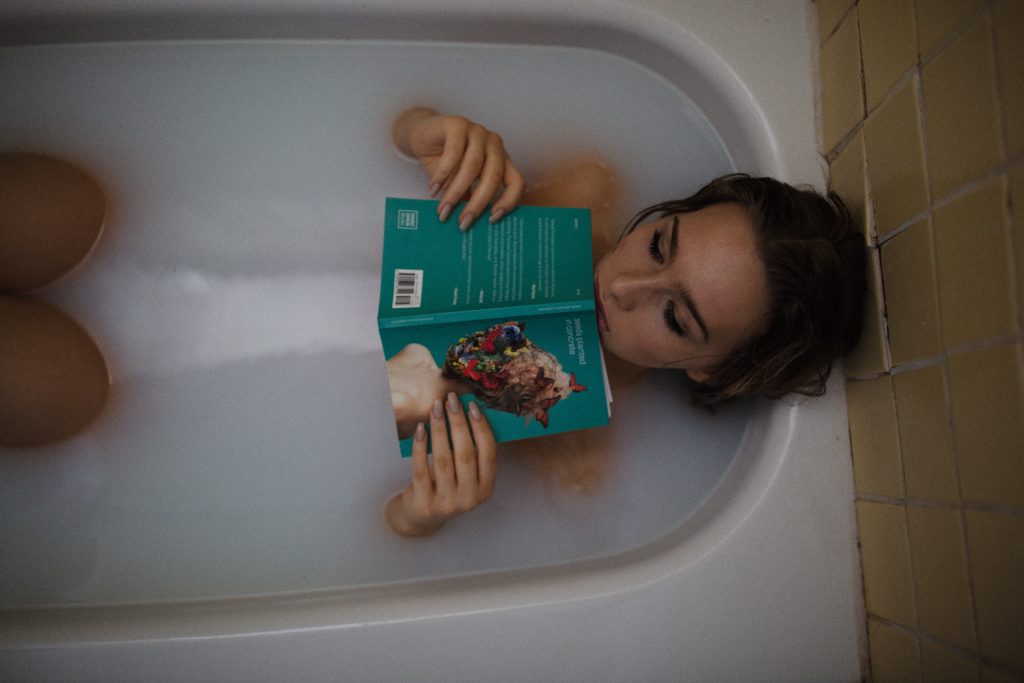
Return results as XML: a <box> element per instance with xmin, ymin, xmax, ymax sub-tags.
<box><xmin>624</xmin><ymin>174</ymin><xmax>867</xmax><ymax>406</ymax></box>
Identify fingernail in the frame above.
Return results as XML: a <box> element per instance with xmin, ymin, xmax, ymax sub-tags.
<box><xmin>438</xmin><ymin>203</ymin><xmax>451</xmax><ymax>223</ymax></box>
<box><xmin>432</xmin><ymin>398</ymin><xmax>444</xmax><ymax>419</ymax></box>
<box><xmin>489</xmin><ymin>208</ymin><xmax>505</xmax><ymax>224</ymax></box>
<box><xmin>446</xmin><ymin>391</ymin><xmax>461</xmax><ymax>414</ymax></box>
<box><xmin>458</xmin><ymin>212</ymin><xmax>475</xmax><ymax>231</ymax></box>
<box><xmin>429</xmin><ymin>182</ymin><xmax>441</xmax><ymax>197</ymax></box>
<box><xmin>414</xmin><ymin>422</ymin><xmax>426</xmax><ymax>441</ymax></box>
<box><xmin>468</xmin><ymin>400</ymin><xmax>482</xmax><ymax>420</ymax></box>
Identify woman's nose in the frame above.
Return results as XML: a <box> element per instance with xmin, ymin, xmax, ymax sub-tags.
<box><xmin>607</xmin><ymin>271</ymin><xmax>665</xmax><ymax>310</ymax></box>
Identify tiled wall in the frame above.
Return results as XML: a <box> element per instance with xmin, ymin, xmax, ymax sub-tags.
<box><xmin>817</xmin><ymin>0</ymin><xmax>1023</xmax><ymax>680</ymax></box>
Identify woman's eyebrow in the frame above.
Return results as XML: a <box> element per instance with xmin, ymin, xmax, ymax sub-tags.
<box><xmin>666</xmin><ymin>216</ymin><xmax>710</xmax><ymax>343</ymax></box>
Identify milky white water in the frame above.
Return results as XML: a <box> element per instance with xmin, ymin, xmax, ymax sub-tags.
<box><xmin>0</xmin><ymin>41</ymin><xmax>752</xmax><ymax>606</ymax></box>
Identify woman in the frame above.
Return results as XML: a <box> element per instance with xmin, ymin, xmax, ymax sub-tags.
<box><xmin>384</xmin><ymin>108</ymin><xmax>867</xmax><ymax>536</ymax></box>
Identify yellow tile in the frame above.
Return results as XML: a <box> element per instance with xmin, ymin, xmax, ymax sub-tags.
<box><xmin>818</xmin><ymin>0</ymin><xmax>857</xmax><ymax>43</ymax></box>
<box><xmin>906</xmin><ymin>506</ymin><xmax>976</xmax><ymax>649</ymax></box>
<box><xmin>845</xmin><ymin>251</ymin><xmax>889</xmax><ymax>377</ymax></box>
<box><xmin>880</xmin><ymin>219</ymin><xmax>943</xmax><ymax>365</ymax></box>
<box><xmin>847</xmin><ymin>376</ymin><xmax>904</xmax><ymax>497</ymax></box>
<box><xmin>869</xmin><ymin>618</ymin><xmax>921</xmax><ymax>682</ymax></box>
<box><xmin>858</xmin><ymin>501</ymin><xmax>917</xmax><ymax>625</ymax></box>
<box><xmin>865</xmin><ymin>78</ymin><xmax>930</xmax><ymax>236</ymax></box>
<box><xmin>922</xmin><ymin>14</ymin><xmax>1006</xmax><ymax>200</ymax></box>
<box><xmin>1013</xmin><ymin>166</ymin><xmax>1024</xmax><ymax>329</ymax></box>
<box><xmin>915</xmin><ymin>0</ymin><xmax>985</xmax><ymax>59</ymax></box>
<box><xmin>893</xmin><ymin>365</ymin><xmax>959</xmax><ymax>503</ymax></box>
<box><xmin>948</xmin><ymin>343</ymin><xmax>1024</xmax><ymax>507</ymax></box>
<box><xmin>965</xmin><ymin>510</ymin><xmax>1024</xmax><ymax>670</ymax></box>
<box><xmin>830</xmin><ymin>129</ymin><xmax>871</xmax><ymax>241</ymax></box>
<box><xmin>995</xmin><ymin>0</ymin><xmax>1024</xmax><ymax>157</ymax></box>
<box><xmin>859</xmin><ymin>0</ymin><xmax>919</xmax><ymax>111</ymax></box>
<box><xmin>932</xmin><ymin>177</ymin><xmax>1014</xmax><ymax>348</ymax></box>
<box><xmin>822</xmin><ymin>10</ymin><xmax>865</xmax><ymax>154</ymax></box>
<box><xmin>920</xmin><ymin>639</ymin><xmax>980</xmax><ymax>682</ymax></box>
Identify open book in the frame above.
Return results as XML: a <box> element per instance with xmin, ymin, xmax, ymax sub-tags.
<box><xmin>378</xmin><ymin>198</ymin><xmax>611</xmax><ymax>456</ymax></box>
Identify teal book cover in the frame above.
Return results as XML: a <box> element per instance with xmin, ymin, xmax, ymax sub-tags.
<box><xmin>378</xmin><ymin>198</ymin><xmax>611</xmax><ymax>456</ymax></box>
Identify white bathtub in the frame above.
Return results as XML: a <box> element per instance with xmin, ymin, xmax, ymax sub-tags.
<box><xmin>0</xmin><ymin>1</ymin><xmax>864</xmax><ymax>680</ymax></box>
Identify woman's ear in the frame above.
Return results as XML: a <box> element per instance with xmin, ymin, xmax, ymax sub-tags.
<box><xmin>686</xmin><ymin>368</ymin><xmax>713</xmax><ymax>384</ymax></box>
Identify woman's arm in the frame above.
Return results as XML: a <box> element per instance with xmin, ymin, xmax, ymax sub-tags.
<box><xmin>391</xmin><ymin>107</ymin><xmax>526</xmax><ymax>230</ymax></box>
<box><xmin>385</xmin><ymin>393</ymin><xmax>498</xmax><ymax>537</ymax></box>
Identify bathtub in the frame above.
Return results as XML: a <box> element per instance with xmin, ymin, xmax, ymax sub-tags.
<box><xmin>0</xmin><ymin>0</ymin><xmax>863</xmax><ymax>680</ymax></box>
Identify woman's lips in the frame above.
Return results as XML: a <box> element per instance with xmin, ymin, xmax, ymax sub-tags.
<box><xmin>594</xmin><ymin>276</ymin><xmax>610</xmax><ymax>333</ymax></box>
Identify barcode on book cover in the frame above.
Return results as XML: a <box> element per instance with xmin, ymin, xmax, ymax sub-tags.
<box><xmin>392</xmin><ymin>269</ymin><xmax>423</xmax><ymax>308</ymax></box>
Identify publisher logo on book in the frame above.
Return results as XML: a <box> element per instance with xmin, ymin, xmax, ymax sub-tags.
<box><xmin>397</xmin><ymin>209</ymin><xmax>419</xmax><ymax>230</ymax></box>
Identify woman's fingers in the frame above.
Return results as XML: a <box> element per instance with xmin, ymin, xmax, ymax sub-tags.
<box><xmin>427</xmin><ymin>123</ymin><xmax>522</xmax><ymax>230</ymax></box>
<box><xmin>425</xmin><ymin>396</ymin><xmax>493</xmax><ymax>509</ymax></box>
<box><xmin>427</xmin><ymin>397</ymin><xmax>456</xmax><ymax>504</ymax></box>
<box><xmin>490</xmin><ymin>160</ymin><xmax>526</xmax><ymax>224</ymax></box>
<box><xmin>467</xmin><ymin>401</ymin><xmax>497</xmax><ymax>500</ymax></box>
<box><xmin>454</xmin><ymin>132</ymin><xmax>505</xmax><ymax>229</ymax></box>
<box><xmin>398</xmin><ymin>110</ymin><xmax>526</xmax><ymax>228</ymax></box>
<box><xmin>445</xmin><ymin>392</ymin><xmax>479</xmax><ymax>508</ymax></box>
<box><xmin>438</xmin><ymin>124</ymin><xmax>487</xmax><ymax>224</ymax></box>
<box><xmin>408</xmin><ymin>421</ymin><xmax>432</xmax><ymax>507</ymax></box>
<box><xmin>430</xmin><ymin>116</ymin><xmax>470</xmax><ymax>199</ymax></box>
<box><xmin>389</xmin><ymin>399</ymin><xmax>497</xmax><ymax>536</ymax></box>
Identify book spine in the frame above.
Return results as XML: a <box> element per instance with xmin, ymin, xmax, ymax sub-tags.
<box><xmin>379</xmin><ymin>300</ymin><xmax>595</xmax><ymax>329</ymax></box>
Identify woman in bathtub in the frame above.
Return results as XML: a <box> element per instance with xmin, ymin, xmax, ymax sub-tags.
<box><xmin>384</xmin><ymin>107</ymin><xmax>867</xmax><ymax>537</ymax></box>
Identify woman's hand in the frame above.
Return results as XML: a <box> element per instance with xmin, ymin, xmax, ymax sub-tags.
<box><xmin>391</xmin><ymin>107</ymin><xmax>526</xmax><ymax>230</ymax></box>
<box><xmin>385</xmin><ymin>392</ymin><xmax>498</xmax><ymax>537</ymax></box>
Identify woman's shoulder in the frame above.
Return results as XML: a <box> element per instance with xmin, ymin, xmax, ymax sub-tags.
<box><xmin>525</xmin><ymin>157</ymin><xmax>618</xmax><ymax>208</ymax></box>
<box><xmin>524</xmin><ymin>157</ymin><xmax>625</xmax><ymax>255</ymax></box>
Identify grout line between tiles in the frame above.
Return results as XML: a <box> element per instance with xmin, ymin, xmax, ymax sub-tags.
<box><xmin>887</xmin><ymin>355</ymin><xmax>944</xmax><ymax>375</ymax></box>
<box><xmin>944</xmin><ymin>333</ymin><xmax>1024</xmax><ymax>358</ymax></box>
<box><xmin>875</xmin><ymin>208</ymin><xmax>928</xmax><ymax>246</ymax></box>
<box><xmin>823</xmin><ymin>3</ymin><xmax>866</xmax><ymax>164</ymax></box>
<box><xmin>819</xmin><ymin>0</ymin><xmax>858</xmax><ymax>48</ymax></box>
<box><xmin>990</xmin><ymin>5</ymin><xmax>1023</xmax><ymax>342</ymax></box>
<box><xmin>864</xmin><ymin>179</ymin><xmax>879</xmax><ymax>248</ymax></box>
<box><xmin>882</xmin><ymin>370</ymin><xmax>919</xmax><ymax>635</ymax></box>
<box><xmin>931</xmin><ymin>162</ymin><xmax>1013</xmax><ymax>212</ymax></box>
<box><xmin>867</xmin><ymin>612</ymin><xmax>1024</xmax><ymax>678</ymax></box>
<box><xmin>988</xmin><ymin>1</ymin><xmax>1009</xmax><ymax>166</ymax></box>
<box><xmin>875</xmin><ymin>156</ymin><xmax>1024</xmax><ymax>248</ymax></box>
<box><xmin>916</xmin><ymin>0</ymin><xmax>997</xmax><ymax>69</ymax></box>
<box><xmin>940</xmin><ymin>351</ymin><xmax>984</xmax><ymax>657</ymax></box>
<box><xmin>863</xmin><ymin>66</ymin><xmax>917</xmax><ymax>121</ymax></box>
<box><xmin>859</xmin><ymin>105</ymin><xmax>890</xmax><ymax>369</ymax></box>
<box><xmin>913</xmin><ymin>59</ymin><xmax>934</xmax><ymax>219</ymax></box>
<box><xmin>889</xmin><ymin>308</ymin><xmax>924</xmax><ymax>657</ymax></box>
<box><xmin>823</xmin><ymin>120</ymin><xmax>863</xmax><ymax>165</ymax></box>
<box><xmin>857</xmin><ymin>494</ymin><xmax>1024</xmax><ymax>518</ymax></box>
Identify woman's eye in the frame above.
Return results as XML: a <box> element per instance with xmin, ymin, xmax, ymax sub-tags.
<box><xmin>663</xmin><ymin>302</ymin><xmax>685</xmax><ymax>337</ymax></box>
<box><xmin>648</xmin><ymin>229</ymin><xmax>663</xmax><ymax>263</ymax></box>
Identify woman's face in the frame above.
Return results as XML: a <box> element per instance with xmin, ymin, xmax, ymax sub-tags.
<box><xmin>593</xmin><ymin>202</ymin><xmax>769</xmax><ymax>383</ymax></box>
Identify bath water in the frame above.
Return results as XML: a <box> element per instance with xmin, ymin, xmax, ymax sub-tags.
<box><xmin>0</xmin><ymin>40</ymin><xmax>751</xmax><ymax>606</ymax></box>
